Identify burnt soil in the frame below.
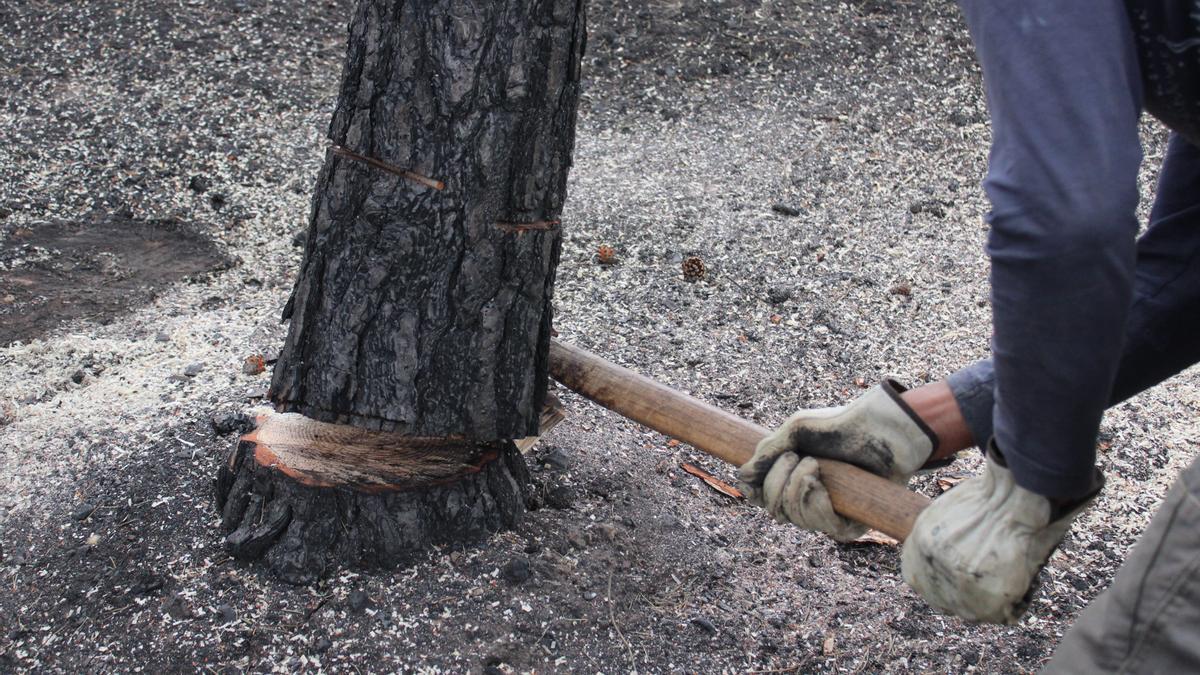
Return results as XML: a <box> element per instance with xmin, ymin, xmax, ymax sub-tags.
<box><xmin>0</xmin><ymin>218</ymin><xmax>229</xmax><ymax>346</ymax></box>
<box><xmin>1</xmin><ymin>0</ymin><xmax>1195</xmax><ymax>673</ymax></box>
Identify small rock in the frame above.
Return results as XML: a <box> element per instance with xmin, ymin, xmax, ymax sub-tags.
<box><xmin>155</xmin><ymin>331</ymin><xmax>171</xmax><ymax>342</ymax></box>
<box><xmin>163</xmin><ymin>593</ymin><xmax>192</xmax><ymax>620</ymax></box>
<box><xmin>313</xmin><ymin>636</ymin><xmax>333</xmax><ymax>654</ymax></box>
<box><xmin>691</xmin><ymin>616</ymin><xmax>717</xmax><ymax>634</ymax></box>
<box><xmin>583</xmin><ymin>591</ymin><xmax>598</xmax><ymax>601</ymax></box>
<box><xmin>70</xmin><ymin>369</ymin><xmax>86</xmax><ymax>385</ymax></box>
<box><xmin>183</xmin><ymin>362</ymin><xmax>205</xmax><ymax>377</ymax></box>
<box><xmin>545</xmin><ymin>485</ymin><xmax>575</xmax><ymax>510</ymax></box>
<box><xmin>949</xmin><ymin>110</ymin><xmax>977</xmax><ymax>127</ymax></box>
<box><xmin>72</xmin><ymin>503</ymin><xmax>96</xmax><ymax>521</ymax></box>
<box><xmin>211</xmin><ymin>412</ymin><xmax>252</xmax><ymax>436</ymax></box>
<box><xmin>346</xmin><ymin>589</ymin><xmax>370</xmax><ymax>612</ymax></box>
<box><xmin>771</xmin><ymin>203</ymin><xmax>801</xmax><ymax>217</ymax></box>
<box><xmin>216</xmin><ymin>604</ymin><xmax>237</xmax><ymax>624</ymax></box>
<box><xmin>502</xmin><ymin>557</ymin><xmax>532</xmax><ymax>584</ymax></box>
<box><xmin>908</xmin><ymin>199</ymin><xmax>947</xmax><ymax>218</ymax></box>
<box><xmin>566</xmin><ymin>528</ymin><xmax>588</xmax><ymax>550</ymax></box>
<box><xmin>766</xmin><ymin>286</ymin><xmax>793</xmax><ymax>304</ymax></box>
<box><xmin>595</xmin><ymin>523</ymin><xmax>618</xmax><ymax>543</ymax></box>
<box><xmin>134</xmin><ymin>572</ymin><xmax>164</xmax><ymax>595</ymax></box>
<box><xmin>888</xmin><ymin>282</ymin><xmax>912</xmax><ymax>297</ymax></box>
<box><xmin>541</xmin><ymin>447</ymin><xmax>571</xmax><ymax>471</ymax></box>
<box><xmin>188</xmin><ymin>175</ymin><xmax>211</xmax><ymax>193</ymax></box>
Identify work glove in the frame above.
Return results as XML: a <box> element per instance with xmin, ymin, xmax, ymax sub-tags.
<box><xmin>738</xmin><ymin>381</ymin><xmax>938</xmax><ymax>541</ymax></box>
<box><xmin>901</xmin><ymin>444</ymin><xmax>1103</xmax><ymax>624</ymax></box>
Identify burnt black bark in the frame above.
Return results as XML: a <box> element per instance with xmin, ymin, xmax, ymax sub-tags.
<box><xmin>215</xmin><ymin>439</ymin><xmax>531</xmax><ymax>585</ymax></box>
<box><xmin>273</xmin><ymin>0</ymin><xmax>586</xmax><ymax>439</ymax></box>
<box><xmin>216</xmin><ymin>0</ymin><xmax>586</xmax><ymax>582</ymax></box>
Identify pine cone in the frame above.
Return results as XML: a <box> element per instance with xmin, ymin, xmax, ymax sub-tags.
<box><xmin>597</xmin><ymin>245</ymin><xmax>617</xmax><ymax>265</ymax></box>
<box><xmin>682</xmin><ymin>256</ymin><xmax>706</xmax><ymax>281</ymax></box>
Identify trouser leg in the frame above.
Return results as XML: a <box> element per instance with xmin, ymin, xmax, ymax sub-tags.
<box><xmin>1109</xmin><ymin>133</ymin><xmax>1200</xmax><ymax>400</ymax></box>
<box><xmin>961</xmin><ymin>0</ymin><xmax>1143</xmax><ymax>499</ymax></box>
<box><xmin>1042</xmin><ymin>455</ymin><xmax>1200</xmax><ymax>674</ymax></box>
<box><xmin>947</xmin><ymin>134</ymin><xmax>1200</xmax><ymax>449</ymax></box>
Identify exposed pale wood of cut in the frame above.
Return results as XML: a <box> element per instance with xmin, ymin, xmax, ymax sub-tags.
<box><xmin>515</xmin><ymin>393</ymin><xmax>566</xmax><ymax>453</ymax></box>
<box><xmin>241</xmin><ymin>412</ymin><xmax>488</xmax><ymax>490</ymax></box>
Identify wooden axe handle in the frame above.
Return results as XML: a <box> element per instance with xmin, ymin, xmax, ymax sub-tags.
<box><xmin>548</xmin><ymin>340</ymin><xmax>931</xmax><ymax>541</ymax></box>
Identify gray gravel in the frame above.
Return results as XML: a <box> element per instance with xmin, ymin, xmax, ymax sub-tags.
<box><xmin>2</xmin><ymin>0</ymin><xmax>1197</xmax><ymax>672</ymax></box>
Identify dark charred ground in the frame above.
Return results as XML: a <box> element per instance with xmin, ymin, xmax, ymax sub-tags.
<box><xmin>0</xmin><ymin>218</ymin><xmax>230</xmax><ymax>346</ymax></box>
<box><xmin>0</xmin><ymin>0</ymin><xmax>1191</xmax><ymax>672</ymax></box>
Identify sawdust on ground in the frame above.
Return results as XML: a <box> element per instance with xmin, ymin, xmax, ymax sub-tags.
<box><xmin>1</xmin><ymin>0</ymin><xmax>1195</xmax><ymax>672</ymax></box>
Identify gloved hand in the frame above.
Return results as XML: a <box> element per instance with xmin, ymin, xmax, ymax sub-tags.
<box><xmin>738</xmin><ymin>381</ymin><xmax>938</xmax><ymax>541</ymax></box>
<box><xmin>901</xmin><ymin>444</ymin><xmax>1102</xmax><ymax>624</ymax></box>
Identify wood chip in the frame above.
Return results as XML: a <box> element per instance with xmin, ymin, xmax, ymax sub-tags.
<box><xmin>680</xmin><ymin>463</ymin><xmax>744</xmax><ymax>499</ymax></box>
<box><xmin>936</xmin><ymin>472</ymin><xmax>970</xmax><ymax>493</ymax></box>
<box><xmin>854</xmin><ymin>529</ymin><xmax>899</xmax><ymax>546</ymax></box>
<box><xmin>822</xmin><ymin>636</ymin><xmax>836</xmax><ymax>655</ymax></box>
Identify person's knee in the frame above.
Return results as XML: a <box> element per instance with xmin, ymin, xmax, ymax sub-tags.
<box><xmin>984</xmin><ymin>179</ymin><xmax>1139</xmax><ymax>261</ymax></box>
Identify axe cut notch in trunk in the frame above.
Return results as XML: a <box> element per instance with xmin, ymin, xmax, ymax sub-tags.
<box><xmin>548</xmin><ymin>340</ymin><xmax>931</xmax><ymax>541</ymax></box>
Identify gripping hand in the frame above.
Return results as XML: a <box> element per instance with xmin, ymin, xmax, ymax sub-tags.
<box><xmin>739</xmin><ymin>381</ymin><xmax>937</xmax><ymax>541</ymax></box>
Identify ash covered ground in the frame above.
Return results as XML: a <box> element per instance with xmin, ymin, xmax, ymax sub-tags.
<box><xmin>1</xmin><ymin>0</ymin><xmax>1197</xmax><ymax>672</ymax></box>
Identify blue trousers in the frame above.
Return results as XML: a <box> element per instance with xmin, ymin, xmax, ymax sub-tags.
<box><xmin>949</xmin><ymin>133</ymin><xmax>1200</xmax><ymax>496</ymax></box>
<box><xmin>951</xmin><ymin>1</ymin><xmax>1200</xmax><ymax>498</ymax></box>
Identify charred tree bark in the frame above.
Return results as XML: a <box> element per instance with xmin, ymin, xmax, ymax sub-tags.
<box><xmin>215</xmin><ymin>0</ymin><xmax>586</xmax><ymax>583</ymax></box>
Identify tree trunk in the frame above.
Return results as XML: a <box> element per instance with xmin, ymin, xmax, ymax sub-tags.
<box><xmin>215</xmin><ymin>0</ymin><xmax>586</xmax><ymax>584</ymax></box>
